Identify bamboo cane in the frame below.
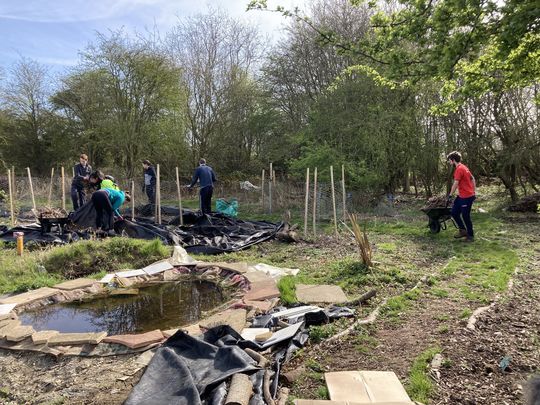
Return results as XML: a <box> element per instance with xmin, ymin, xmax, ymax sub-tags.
<box><xmin>61</xmin><ymin>166</ymin><xmax>65</xmax><ymax>211</ymax></box>
<box><xmin>312</xmin><ymin>167</ymin><xmax>317</xmax><ymax>237</ymax></box>
<box><xmin>175</xmin><ymin>167</ymin><xmax>184</xmax><ymax>226</ymax></box>
<box><xmin>303</xmin><ymin>167</ymin><xmax>310</xmax><ymax>237</ymax></box>
<box><xmin>261</xmin><ymin>169</ymin><xmax>265</xmax><ymax>212</ymax></box>
<box><xmin>341</xmin><ymin>164</ymin><xmax>347</xmax><ymax>223</ymax></box>
<box><xmin>156</xmin><ymin>164</ymin><xmax>161</xmax><ymax>224</ymax></box>
<box><xmin>269</xmin><ymin>163</ymin><xmax>273</xmax><ymax>214</ymax></box>
<box><xmin>131</xmin><ymin>180</ymin><xmax>135</xmax><ymax>221</ymax></box>
<box><xmin>330</xmin><ymin>165</ymin><xmax>338</xmax><ymax>236</ymax></box>
<box><xmin>47</xmin><ymin>167</ymin><xmax>55</xmax><ymax>207</ymax></box>
<box><xmin>7</xmin><ymin>169</ymin><xmax>15</xmax><ymax>227</ymax></box>
<box><xmin>26</xmin><ymin>167</ymin><xmax>37</xmax><ymax>217</ymax></box>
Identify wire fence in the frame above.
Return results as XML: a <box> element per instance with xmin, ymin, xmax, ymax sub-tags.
<box><xmin>0</xmin><ymin>166</ymin><xmax>375</xmax><ymax>233</ymax></box>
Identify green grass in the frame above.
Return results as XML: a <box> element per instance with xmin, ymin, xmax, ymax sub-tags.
<box><xmin>381</xmin><ymin>288</ymin><xmax>422</xmax><ymax>320</ymax></box>
<box><xmin>406</xmin><ymin>347</ymin><xmax>441</xmax><ymax>403</ymax></box>
<box><xmin>0</xmin><ymin>238</ymin><xmax>171</xmax><ymax>294</ymax></box>
<box><xmin>277</xmin><ymin>275</ymin><xmax>297</xmax><ymax>304</ymax></box>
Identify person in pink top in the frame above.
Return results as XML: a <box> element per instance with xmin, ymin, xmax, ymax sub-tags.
<box><xmin>447</xmin><ymin>151</ymin><xmax>476</xmax><ymax>242</ymax></box>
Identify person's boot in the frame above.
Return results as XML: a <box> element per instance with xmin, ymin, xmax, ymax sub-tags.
<box><xmin>465</xmin><ymin>236</ymin><xmax>474</xmax><ymax>243</ymax></box>
<box><xmin>454</xmin><ymin>229</ymin><xmax>467</xmax><ymax>238</ymax></box>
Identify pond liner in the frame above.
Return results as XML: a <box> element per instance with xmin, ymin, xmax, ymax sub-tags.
<box><xmin>124</xmin><ymin>328</ymin><xmax>260</xmax><ymax>405</ymax></box>
<box><xmin>0</xmin><ymin>212</ymin><xmax>283</xmax><ymax>254</ymax></box>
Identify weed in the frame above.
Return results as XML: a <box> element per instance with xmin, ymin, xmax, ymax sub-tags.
<box><xmin>277</xmin><ymin>275</ymin><xmax>297</xmax><ymax>304</ymax></box>
<box><xmin>354</xmin><ymin>331</ymin><xmax>378</xmax><ymax>354</ymax></box>
<box><xmin>431</xmin><ymin>288</ymin><xmax>449</xmax><ymax>298</ymax></box>
<box><xmin>460</xmin><ymin>308</ymin><xmax>473</xmax><ymax>319</ymax></box>
<box><xmin>437</xmin><ymin>324</ymin><xmax>449</xmax><ymax>334</ymax></box>
<box><xmin>309</xmin><ymin>324</ymin><xmax>336</xmax><ymax>344</ymax></box>
<box><xmin>316</xmin><ymin>386</ymin><xmax>330</xmax><ymax>399</ymax></box>
<box><xmin>406</xmin><ymin>346</ymin><xmax>441</xmax><ymax>403</ymax></box>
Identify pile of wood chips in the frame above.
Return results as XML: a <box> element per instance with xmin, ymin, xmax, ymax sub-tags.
<box><xmin>507</xmin><ymin>192</ymin><xmax>540</xmax><ymax>212</ymax></box>
<box><xmin>38</xmin><ymin>207</ymin><xmax>68</xmax><ymax>219</ymax></box>
<box><xmin>422</xmin><ymin>195</ymin><xmax>449</xmax><ymax>210</ymax></box>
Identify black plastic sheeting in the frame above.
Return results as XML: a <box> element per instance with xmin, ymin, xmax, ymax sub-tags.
<box><xmin>125</xmin><ymin>327</ymin><xmax>260</xmax><ymax>405</ymax></box>
<box><xmin>0</xmin><ymin>209</ymin><xmax>283</xmax><ymax>255</ymax></box>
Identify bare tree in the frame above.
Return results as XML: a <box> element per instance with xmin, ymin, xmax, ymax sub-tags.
<box><xmin>166</xmin><ymin>8</ymin><xmax>262</xmax><ymax>163</ymax></box>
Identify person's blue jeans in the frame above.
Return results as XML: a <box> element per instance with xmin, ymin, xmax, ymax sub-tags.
<box><xmin>71</xmin><ymin>185</ymin><xmax>86</xmax><ymax>211</ymax></box>
<box><xmin>200</xmin><ymin>186</ymin><xmax>213</xmax><ymax>214</ymax></box>
<box><xmin>451</xmin><ymin>195</ymin><xmax>476</xmax><ymax>238</ymax></box>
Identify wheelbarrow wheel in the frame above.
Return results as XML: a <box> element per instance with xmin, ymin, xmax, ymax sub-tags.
<box><xmin>429</xmin><ymin>219</ymin><xmax>441</xmax><ymax>233</ymax></box>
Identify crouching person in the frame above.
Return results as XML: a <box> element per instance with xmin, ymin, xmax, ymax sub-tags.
<box><xmin>91</xmin><ymin>185</ymin><xmax>130</xmax><ymax>235</ymax></box>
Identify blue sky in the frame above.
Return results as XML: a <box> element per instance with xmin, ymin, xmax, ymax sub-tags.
<box><xmin>0</xmin><ymin>0</ymin><xmax>300</xmax><ymax>74</ymax></box>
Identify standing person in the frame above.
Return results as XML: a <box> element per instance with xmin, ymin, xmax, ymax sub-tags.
<box><xmin>71</xmin><ymin>154</ymin><xmax>92</xmax><ymax>210</ymax></box>
<box><xmin>142</xmin><ymin>160</ymin><xmax>156</xmax><ymax>204</ymax></box>
<box><xmin>447</xmin><ymin>151</ymin><xmax>476</xmax><ymax>242</ymax></box>
<box><xmin>187</xmin><ymin>158</ymin><xmax>216</xmax><ymax>215</ymax></box>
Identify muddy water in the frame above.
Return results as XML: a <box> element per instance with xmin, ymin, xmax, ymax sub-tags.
<box><xmin>19</xmin><ymin>281</ymin><xmax>224</xmax><ymax>335</ymax></box>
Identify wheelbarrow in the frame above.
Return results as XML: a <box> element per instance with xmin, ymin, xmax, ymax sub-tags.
<box><xmin>421</xmin><ymin>199</ymin><xmax>456</xmax><ymax>234</ymax></box>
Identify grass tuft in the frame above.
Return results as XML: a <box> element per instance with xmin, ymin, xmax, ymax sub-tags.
<box><xmin>406</xmin><ymin>346</ymin><xmax>441</xmax><ymax>403</ymax></box>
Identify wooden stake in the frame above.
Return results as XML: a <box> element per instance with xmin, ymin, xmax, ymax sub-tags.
<box><xmin>156</xmin><ymin>164</ymin><xmax>161</xmax><ymax>224</ymax></box>
<box><xmin>47</xmin><ymin>167</ymin><xmax>55</xmax><ymax>207</ymax></box>
<box><xmin>268</xmin><ymin>163</ymin><xmax>273</xmax><ymax>214</ymax></box>
<box><xmin>341</xmin><ymin>164</ymin><xmax>347</xmax><ymax>223</ymax></box>
<box><xmin>131</xmin><ymin>180</ymin><xmax>135</xmax><ymax>221</ymax></box>
<box><xmin>7</xmin><ymin>169</ymin><xmax>15</xmax><ymax>227</ymax></box>
<box><xmin>312</xmin><ymin>167</ymin><xmax>317</xmax><ymax>237</ymax></box>
<box><xmin>273</xmin><ymin>169</ymin><xmax>276</xmax><ymax>186</ymax></box>
<box><xmin>175</xmin><ymin>167</ymin><xmax>184</xmax><ymax>226</ymax></box>
<box><xmin>330</xmin><ymin>165</ymin><xmax>338</xmax><ymax>236</ymax></box>
<box><xmin>261</xmin><ymin>169</ymin><xmax>265</xmax><ymax>212</ymax></box>
<box><xmin>26</xmin><ymin>167</ymin><xmax>37</xmax><ymax>216</ymax></box>
<box><xmin>61</xmin><ymin>166</ymin><xmax>65</xmax><ymax>211</ymax></box>
<box><xmin>303</xmin><ymin>167</ymin><xmax>310</xmax><ymax>237</ymax></box>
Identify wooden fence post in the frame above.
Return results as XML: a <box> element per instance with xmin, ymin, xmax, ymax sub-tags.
<box><xmin>131</xmin><ymin>180</ymin><xmax>135</xmax><ymax>221</ymax></box>
<box><xmin>303</xmin><ymin>167</ymin><xmax>310</xmax><ymax>237</ymax></box>
<box><xmin>26</xmin><ymin>167</ymin><xmax>37</xmax><ymax>217</ymax></box>
<box><xmin>312</xmin><ymin>167</ymin><xmax>318</xmax><ymax>237</ymax></box>
<box><xmin>261</xmin><ymin>169</ymin><xmax>265</xmax><ymax>213</ymax></box>
<box><xmin>341</xmin><ymin>164</ymin><xmax>347</xmax><ymax>223</ymax></box>
<box><xmin>175</xmin><ymin>167</ymin><xmax>184</xmax><ymax>226</ymax></box>
<box><xmin>47</xmin><ymin>167</ymin><xmax>55</xmax><ymax>207</ymax></box>
<box><xmin>330</xmin><ymin>165</ymin><xmax>338</xmax><ymax>236</ymax></box>
<box><xmin>7</xmin><ymin>169</ymin><xmax>15</xmax><ymax>227</ymax></box>
<box><xmin>61</xmin><ymin>166</ymin><xmax>65</xmax><ymax>211</ymax></box>
<box><xmin>156</xmin><ymin>164</ymin><xmax>161</xmax><ymax>224</ymax></box>
<box><xmin>268</xmin><ymin>163</ymin><xmax>273</xmax><ymax>214</ymax></box>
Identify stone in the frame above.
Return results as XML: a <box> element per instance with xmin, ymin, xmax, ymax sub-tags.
<box><xmin>296</xmin><ymin>284</ymin><xmax>348</xmax><ymax>304</ymax></box>
<box><xmin>243</xmin><ymin>300</ymin><xmax>273</xmax><ymax>313</ymax></box>
<box><xmin>199</xmin><ymin>309</ymin><xmax>247</xmax><ymax>334</ymax></box>
<box><xmin>162</xmin><ymin>269</ymin><xmax>184</xmax><ymax>281</ymax></box>
<box><xmin>324</xmin><ymin>371</ymin><xmax>411</xmax><ymax>403</ymax></box>
<box><xmin>5</xmin><ymin>325</ymin><xmax>35</xmax><ymax>342</ymax></box>
<box><xmin>53</xmin><ymin>278</ymin><xmax>97</xmax><ymax>291</ymax></box>
<box><xmin>0</xmin><ymin>303</ymin><xmax>17</xmax><ymax>318</ymax></box>
<box><xmin>0</xmin><ymin>319</ymin><xmax>21</xmax><ymax>338</ymax></box>
<box><xmin>281</xmin><ymin>365</ymin><xmax>306</xmax><ymax>384</ymax></box>
<box><xmin>116</xmin><ymin>277</ymin><xmax>135</xmax><ymax>288</ymax></box>
<box><xmin>243</xmin><ymin>271</ymin><xmax>274</xmax><ymax>284</ymax></box>
<box><xmin>135</xmin><ymin>349</ymin><xmax>156</xmax><ymax>367</ymax></box>
<box><xmin>103</xmin><ymin>330</ymin><xmax>164</xmax><ymax>349</ymax></box>
<box><xmin>115</xmin><ymin>269</ymin><xmax>146</xmax><ymax>278</ymax></box>
<box><xmin>243</xmin><ymin>280</ymin><xmax>280</xmax><ymax>301</ymax></box>
<box><xmin>162</xmin><ymin>328</ymin><xmax>179</xmax><ymax>338</ymax></box>
<box><xmin>142</xmin><ymin>260</ymin><xmax>174</xmax><ymax>276</ymax></box>
<box><xmin>48</xmin><ymin>332</ymin><xmax>107</xmax><ymax>346</ymax></box>
<box><xmin>240</xmin><ymin>328</ymin><xmax>269</xmax><ymax>341</ymax></box>
<box><xmin>255</xmin><ymin>331</ymin><xmax>273</xmax><ymax>342</ymax></box>
<box><xmin>0</xmin><ymin>287</ymin><xmax>59</xmax><ymax>307</ymax></box>
<box><xmin>180</xmin><ymin>324</ymin><xmax>202</xmax><ymax>336</ymax></box>
<box><xmin>110</xmin><ymin>288</ymin><xmax>139</xmax><ymax>296</ymax></box>
<box><xmin>32</xmin><ymin>330</ymin><xmax>60</xmax><ymax>345</ymax></box>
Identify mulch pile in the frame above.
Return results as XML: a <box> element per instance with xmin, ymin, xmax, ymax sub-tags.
<box><xmin>507</xmin><ymin>193</ymin><xmax>540</xmax><ymax>213</ymax></box>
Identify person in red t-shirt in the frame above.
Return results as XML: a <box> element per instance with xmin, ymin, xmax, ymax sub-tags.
<box><xmin>447</xmin><ymin>151</ymin><xmax>476</xmax><ymax>242</ymax></box>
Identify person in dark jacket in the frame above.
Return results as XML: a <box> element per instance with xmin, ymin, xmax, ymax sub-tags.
<box><xmin>71</xmin><ymin>154</ymin><xmax>92</xmax><ymax>211</ymax></box>
<box><xmin>142</xmin><ymin>160</ymin><xmax>156</xmax><ymax>204</ymax></box>
<box><xmin>187</xmin><ymin>158</ymin><xmax>216</xmax><ymax>215</ymax></box>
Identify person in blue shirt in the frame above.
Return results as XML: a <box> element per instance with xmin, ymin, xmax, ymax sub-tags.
<box><xmin>187</xmin><ymin>158</ymin><xmax>216</xmax><ymax>215</ymax></box>
<box><xmin>91</xmin><ymin>181</ymin><xmax>129</xmax><ymax>232</ymax></box>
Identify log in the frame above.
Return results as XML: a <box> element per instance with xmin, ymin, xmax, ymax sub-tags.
<box><xmin>263</xmin><ymin>370</ymin><xmax>276</xmax><ymax>405</ymax></box>
<box><xmin>348</xmin><ymin>289</ymin><xmax>377</xmax><ymax>306</ymax></box>
<box><xmin>244</xmin><ymin>348</ymin><xmax>269</xmax><ymax>368</ymax></box>
<box><xmin>225</xmin><ymin>373</ymin><xmax>252</xmax><ymax>405</ymax></box>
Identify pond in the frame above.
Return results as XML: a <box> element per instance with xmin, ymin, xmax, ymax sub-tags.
<box><xmin>19</xmin><ymin>281</ymin><xmax>224</xmax><ymax>335</ymax></box>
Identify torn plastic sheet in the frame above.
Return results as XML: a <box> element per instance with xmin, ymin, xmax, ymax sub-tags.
<box><xmin>125</xmin><ymin>329</ymin><xmax>259</xmax><ymax>405</ymax></box>
<box><xmin>1</xmin><ymin>212</ymin><xmax>283</xmax><ymax>255</ymax></box>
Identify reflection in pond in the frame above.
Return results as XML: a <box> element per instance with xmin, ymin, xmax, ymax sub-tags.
<box><xmin>19</xmin><ymin>281</ymin><xmax>224</xmax><ymax>335</ymax></box>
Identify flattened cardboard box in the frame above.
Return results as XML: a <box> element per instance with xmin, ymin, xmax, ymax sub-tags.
<box><xmin>322</xmin><ymin>370</ymin><xmax>412</xmax><ymax>404</ymax></box>
<box><xmin>295</xmin><ymin>401</ymin><xmax>415</xmax><ymax>405</ymax></box>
